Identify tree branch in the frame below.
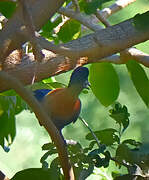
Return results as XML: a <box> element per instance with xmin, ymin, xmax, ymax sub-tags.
<box><xmin>1</xmin><ymin>47</ymin><xmax>149</xmax><ymax>93</ymax></box>
<box><xmin>120</xmin><ymin>48</ymin><xmax>149</xmax><ymax>67</ymax></box>
<box><xmin>0</xmin><ymin>71</ymin><xmax>75</xmax><ymax>180</ymax></box>
<box><xmin>100</xmin><ymin>0</ymin><xmax>136</xmax><ymax>19</ymax></box>
<box><xmin>36</xmin><ymin>17</ymin><xmax>149</xmax><ymax>60</ymax></box>
<box><xmin>0</xmin><ymin>0</ymin><xmax>65</xmax><ymax>62</ymax></box>
<box><xmin>0</xmin><ymin>13</ymin><xmax>149</xmax><ymax>92</ymax></box>
<box><xmin>0</xmin><ymin>170</ymin><xmax>9</xmax><ymax>180</ymax></box>
<box><xmin>58</xmin><ymin>7</ymin><xmax>102</xmax><ymax>32</ymax></box>
<box><xmin>19</xmin><ymin>0</ymin><xmax>44</xmax><ymax>62</ymax></box>
<box><xmin>95</xmin><ymin>9</ymin><xmax>111</xmax><ymax>27</ymax></box>
<box><xmin>72</xmin><ymin>0</ymin><xmax>80</xmax><ymax>12</ymax></box>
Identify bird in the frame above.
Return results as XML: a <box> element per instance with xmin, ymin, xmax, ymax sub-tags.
<box><xmin>33</xmin><ymin>66</ymin><xmax>90</xmax><ymax>140</ymax></box>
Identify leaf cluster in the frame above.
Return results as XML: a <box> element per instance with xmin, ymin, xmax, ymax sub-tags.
<box><xmin>89</xmin><ymin>60</ymin><xmax>149</xmax><ymax>108</ymax></box>
<box><xmin>11</xmin><ymin>103</ymin><xmax>145</xmax><ymax>180</ymax></box>
<box><xmin>0</xmin><ymin>90</ymin><xmax>28</xmax><ymax>150</ymax></box>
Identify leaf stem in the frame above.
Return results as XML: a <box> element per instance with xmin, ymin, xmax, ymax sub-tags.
<box><xmin>79</xmin><ymin>116</ymin><xmax>101</xmax><ymax>148</ymax></box>
<box><xmin>79</xmin><ymin>116</ymin><xmax>130</xmax><ymax>169</ymax></box>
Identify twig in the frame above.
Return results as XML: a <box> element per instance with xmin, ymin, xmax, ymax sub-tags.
<box><xmin>58</xmin><ymin>7</ymin><xmax>102</xmax><ymax>32</ymax></box>
<box><xmin>72</xmin><ymin>0</ymin><xmax>80</xmax><ymax>12</ymax></box>
<box><xmin>110</xmin><ymin>157</ymin><xmax>131</xmax><ymax>169</ymax></box>
<box><xmin>100</xmin><ymin>0</ymin><xmax>136</xmax><ymax>19</ymax></box>
<box><xmin>79</xmin><ymin>116</ymin><xmax>131</xmax><ymax>169</ymax></box>
<box><xmin>19</xmin><ymin>0</ymin><xmax>45</xmax><ymax>84</ymax></box>
<box><xmin>0</xmin><ymin>0</ymin><xmax>65</xmax><ymax>63</ymax></box>
<box><xmin>0</xmin><ymin>71</ymin><xmax>75</xmax><ymax>180</ymax></box>
<box><xmin>19</xmin><ymin>0</ymin><xmax>44</xmax><ymax>62</ymax></box>
<box><xmin>95</xmin><ymin>10</ymin><xmax>111</xmax><ymax>27</ymax></box>
<box><xmin>94</xmin><ymin>7</ymin><xmax>148</xmax><ymax>71</ymax></box>
<box><xmin>79</xmin><ymin>116</ymin><xmax>102</xmax><ymax>148</ymax></box>
<box><xmin>120</xmin><ymin>48</ymin><xmax>149</xmax><ymax>67</ymax></box>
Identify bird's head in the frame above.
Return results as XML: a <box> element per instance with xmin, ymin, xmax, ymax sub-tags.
<box><xmin>68</xmin><ymin>66</ymin><xmax>90</xmax><ymax>91</ymax></box>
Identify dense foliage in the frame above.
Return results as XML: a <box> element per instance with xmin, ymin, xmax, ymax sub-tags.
<box><xmin>0</xmin><ymin>0</ymin><xmax>149</xmax><ymax>179</ymax></box>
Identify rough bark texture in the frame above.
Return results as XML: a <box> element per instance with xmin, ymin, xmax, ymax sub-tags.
<box><xmin>1</xmin><ymin>17</ymin><xmax>149</xmax><ymax>92</ymax></box>
<box><xmin>0</xmin><ymin>0</ymin><xmax>65</xmax><ymax>61</ymax></box>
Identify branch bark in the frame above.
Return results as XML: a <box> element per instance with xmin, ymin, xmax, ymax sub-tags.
<box><xmin>19</xmin><ymin>0</ymin><xmax>44</xmax><ymax>62</ymax></box>
<box><xmin>100</xmin><ymin>0</ymin><xmax>136</xmax><ymax>19</ymax></box>
<box><xmin>58</xmin><ymin>7</ymin><xmax>102</xmax><ymax>31</ymax></box>
<box><xmin>34</xmin><ymin>17</ymin><xmax>149</xmax><ymax>60</ymax></box>
<box><xmin>0</xmin><ymin>0</ymin><xmax>65</xmax><ymax>62</ymax></box>
<box><xmin>0</xmin><ymin>170</ymin><xmax>9</xmax><ymax>180</ymax></box>
<box><xmin>0</xmin><ymin>13</ymin><xmax>149</xmax><ymax>92</ymax></box>
<box><xmin>0</xmin><ymin>71</ymin><xmax>75</xmax><ymax>180</ymax></box>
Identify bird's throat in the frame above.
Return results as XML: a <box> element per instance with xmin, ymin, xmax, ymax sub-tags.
<box><xmin>68</xmin><ymin>84</ymin><xmax>83</xmax><ymax>98</ymax></box>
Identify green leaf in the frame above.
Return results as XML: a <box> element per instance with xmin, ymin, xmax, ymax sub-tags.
<box><xmin>109</xmin><ymin>102</ymin><xmax>130</xmax><ymax>132</ymax></box>
<box><xmin>29</xmin><ymin>82</ymin><xmax>52</xmax><ymax>91</ymax></box>
<box><xmin>115</xmin><ymin>144</ymin><xmax>134</xmax><ymax>164</ymax></box>
<box><xmin>41</xmin><ymin>16</ymin><xmax>62</xmax><ymax>38</ymax></box>
<box><xmin>1</xmin><ymin>89</ymin><xmax>17</xmax><ymax>96</ymax></box>
<box><xmin>0</xmin><ymin>90</ymin><xmax>28</xmax><ymax>150</ymax></box>
<box><xmin>15</xmin><ymin>95</ymin><xmax>28</xmax><ymax>115</ymax></box>
<box><xmin>89</xmin><ymin>63</ymin><xmax>120</xmax><ymax>107</ymax></box>
<box><xmin>92</xmin><ymin>154</ymin><xmax>103</xmax><ymax>167</ymax></box>
<box><xmin>81</xmin><ymin>0</ymin><xmax>113</xmax><ymax>14</ymax></box>
<box><xmin>133</xmin><ymin>11</ymin><xmax>149</xmax><ymax>31</ymax></box>
<box><xmin>111</xmin><ymin>171</ymin><xmax>122</xmax><ymax>179</ymax></box>
<box><xmin>84</xmin><ymin>0</ymin><xmax>101</xmax><ymax>14</ymax></box>
<box><xmin>122</xmin><ymin>139</ymin><xmax>142</xmax><ymax>149</ymax></box>
<box><xmin>113</xmin><ymin>174</ymin><xmax>137</xmax><ymax>180</ymax></box>
<box><xmin>84</xmin><ymin>141</ymin><xmax>97</xmax><ymax>153</ymax></box>
<box><xmin>47</xmin><ymin>82</ymin><xmax>66</xmax><ymax>89</ymax></box>
<box><xmin>0</xmin><ymin>111</ymin><xmax>16</xmax><ymax>149</ymax></box>
<box><xmin>40</xmin><ymin>151</ymin><xmax>51</xmax><ymax>164</ymax></box>
<box><xmin>126</xmin><ymin>60</ymin><xmax>149</xmax><ymax>107</ymax></box>
<box><xmin>57</xmin><ymin>19</ymin><xmax>81</xmax><ymax>43</ymax></box>
<box><xmin>42</xmin><ymin>142</ymin><xmax>56</xmax><ymax>151</ymax></box>
<box><xmin>68</xmin><ymin>142</ymin><xmax>82</xmax><ymax>154</ymax></box>
<box><xmin>79</xmin><ymin>0</ymin><xmax>87</xmax><ymax>12</ymax></box>
<box><xmin>11</xmin><ymin>168</ymin><xmax>61</xmax><ymax>180</ymax></box>
<box><xmin>50</xmin><ymin>157</ymin><xmax>61</xmax><ymax>169</ymax></box>
<box><xmin>42</xmin><ymin>77</ymin><xmax>56</xmax><ymax>84</ymax></box>
<box><xmin>89</xmin><ymin>152</ymin><xmax>110</xmax><ymax>168</ymax></box>
<box><xmin>86</xmin><ymin>128</ymin><xmax>119</xmax><ymax>146</ymax></box>
<box><xmin>88</xmin><ymin>146</ymin><xmax>106</xmax><ymax>156</ymax></box>
<box><xmin>0</xmin><ymin>94</ymin><xmax>28</xmax><ymax>149</ymax></box>
<box><xmin>41</xmin><ymin>144</ymin><xmax>57</xmax><ymax>163</ymax></box>
<box><xmin>0</xmin><ymin>1</ymin><xmax>16</xmax><ymax>18</ymax></box>
<box><xmin>43</xmin><ymin>76</ymin><xmax>67</xmax><ymax>88</ymax></box>
<box><xmin>42</xmin><ymin>17</ymin><xmax>62</xmax><ymax>32</ymax></box>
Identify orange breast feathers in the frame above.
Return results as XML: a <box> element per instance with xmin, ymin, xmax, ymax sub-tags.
<box><xmin>41</xmin><ymin>88</ymin><xmax>81</xmax><ymax>129</ymax></box>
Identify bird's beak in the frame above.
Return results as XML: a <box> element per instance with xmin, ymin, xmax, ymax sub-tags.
<box><xmin>83</xmin><ymin>80</ymin><xmax>91</xmax><ymax>89</ymax></box>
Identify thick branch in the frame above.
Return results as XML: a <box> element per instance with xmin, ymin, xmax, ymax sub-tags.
<box><xmin>0</xmin><ymin>14</ymin><xmax>149</xmax><ymax>92</ymax></box>
<box><xmin>0</xmin><ymin>71</ymin><xmax>75</xmax><ymax>180</ymax></box>
<box><xmin>36</xmin><ymin>17</ymin><xmax>149</xmax><ymax>60</ymax></box>
<box><xmin>1</xmin><ymin>47</ymin><xmax>149</xmax><ymax>93</ymax></box>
